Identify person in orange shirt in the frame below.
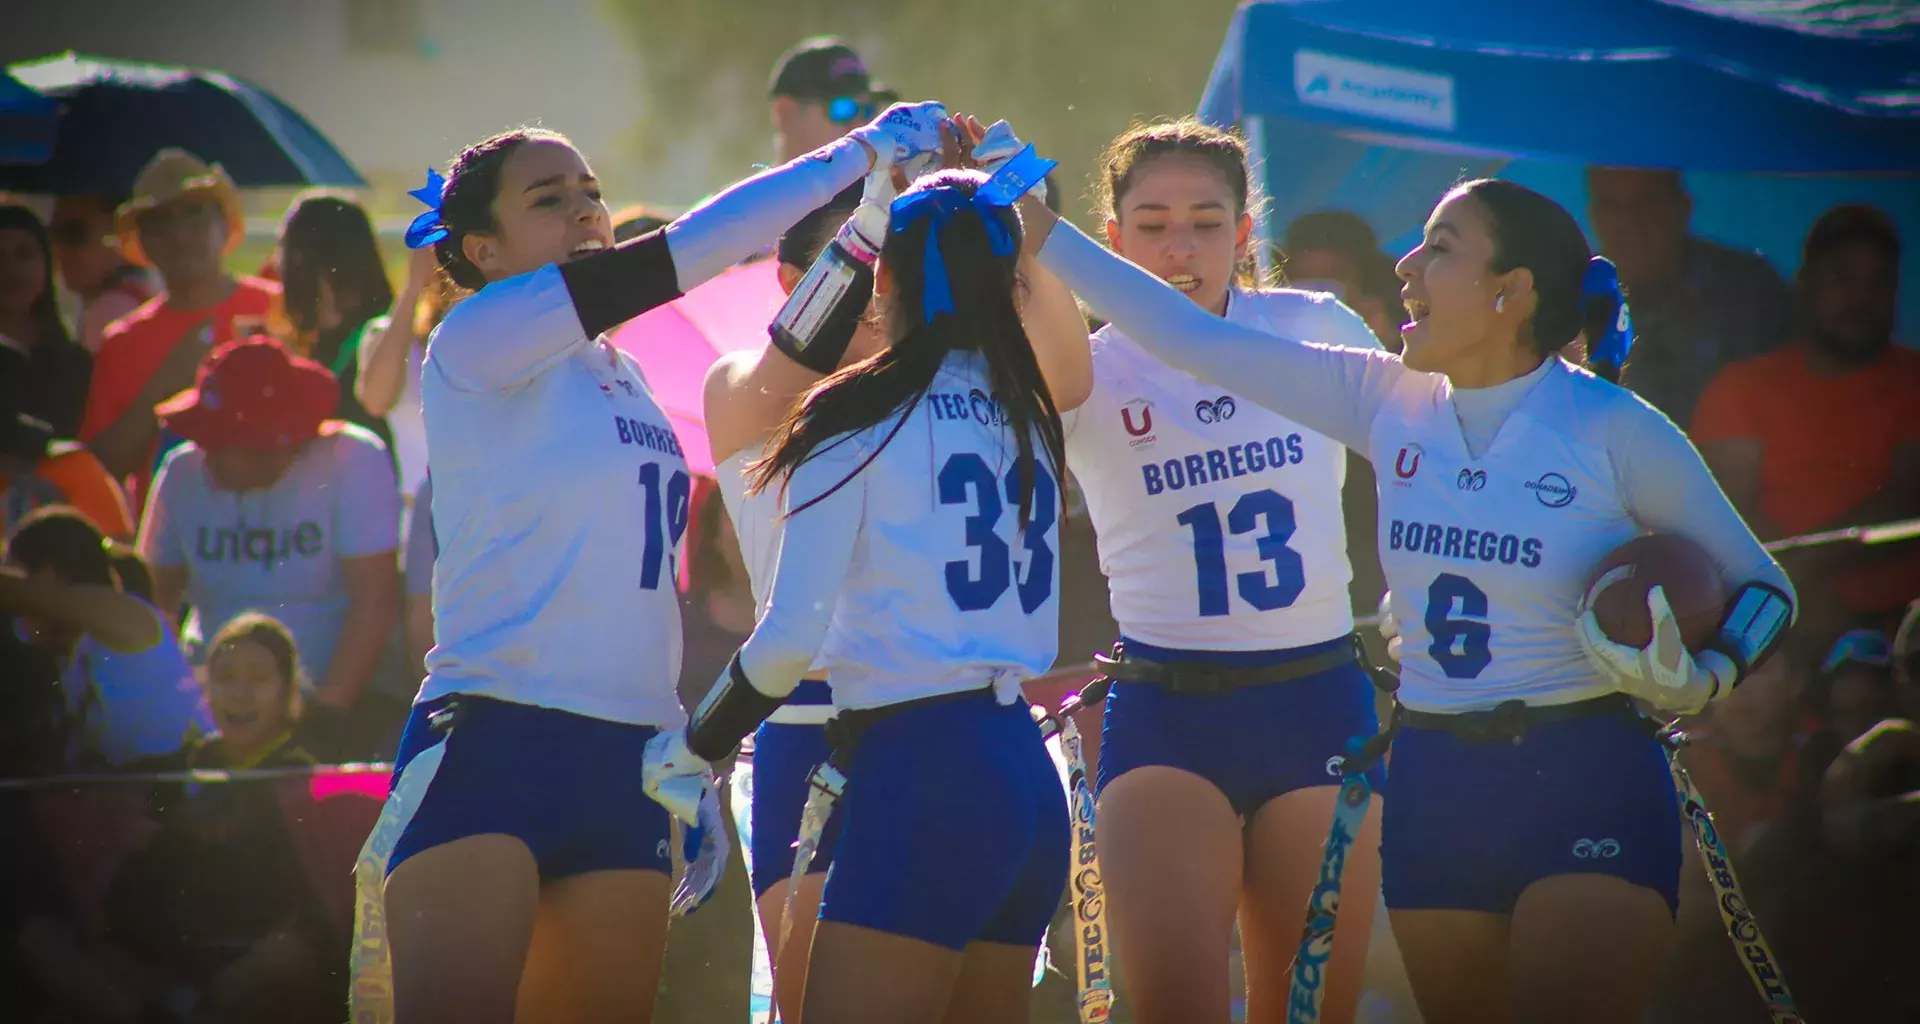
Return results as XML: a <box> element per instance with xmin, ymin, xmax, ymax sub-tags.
<box><xmin>1694</xmin><ymin>204</ymin><xmax>1920</xmax><ymax>635</ymax></box>
<box><xmin>80</xmin><ymin>150</ymin><xmax>285</xmax><ymax>510</ymax></box>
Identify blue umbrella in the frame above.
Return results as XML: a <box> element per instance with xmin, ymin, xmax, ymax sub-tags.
<box><xmin>0</xmin><ymin>52</ymin><xmax>364</xmax><ymax>195</ymax></box>
<box><xmin>0</xmin><ymin>68</ymin><xmax>57</xmax><ymax>166</ymax></box>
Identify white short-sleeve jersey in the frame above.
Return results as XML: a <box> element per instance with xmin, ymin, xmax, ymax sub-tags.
<box><xmin>1063</xmin><ymin>289</ymin><xmax>1377</xmax><ymax>651</ymax></box>
<box><xmin>808</xmin><ymin>351</ymin><xmax>1062</xmax><ymax>710</ymax></box>
<box><xmin>420</xmin><ymin>266</ymin><xmax>691</xmax><ymax>726</ymax></box>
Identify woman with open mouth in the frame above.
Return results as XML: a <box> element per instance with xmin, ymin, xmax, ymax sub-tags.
<box><xmin>355</xmin><ymin>103</ymin><xmax>950</xmax><ymax>1024</ymax></box>
<box><xmin>1022</xmin><ymin>174</ymin><xmax>1794</xmax><ymax>1024</ymax></box>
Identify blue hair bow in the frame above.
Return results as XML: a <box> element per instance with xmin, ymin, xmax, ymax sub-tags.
<box><xmin>404</xmin><ymin>167</ymin><xmax>449</xmax><ymax>250</ymax></box>
<box><xmin>888</xmin><ymin>144</ymin><xmax>1057</xmax><ymax>323</ymax></box>
<box><xmin>1582</xmin><ymin>256</ymin><xmax>1634</xmax><ymax>370</ymax></box>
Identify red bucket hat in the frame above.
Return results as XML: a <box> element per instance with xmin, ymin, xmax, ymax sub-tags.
<box><xmin>157</xmin><ymin>336</ymin><xmax>338</xmax><ymax>452</ymax></box>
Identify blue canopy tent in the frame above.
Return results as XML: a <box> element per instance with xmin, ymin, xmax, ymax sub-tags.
<box><xmin>1198</xmin><ymin>0</ymin><xmax>1920</xmax><ymax>339</ymax></box>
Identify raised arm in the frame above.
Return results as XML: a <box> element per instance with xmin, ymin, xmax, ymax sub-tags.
<box><xmin>1612</xmin><ymin>401</ymin><xmax>1796</xmax><ymax>687</ymax></box>
<box><xmin>1027</xmin><ymin>210</ymin><xmax>1406</xmax><ymax>452</ymax></box>
<box><xmin>1019</xmin><ymin>253</ymin><xmax>1094</xmax><ymax>412</ymax></box>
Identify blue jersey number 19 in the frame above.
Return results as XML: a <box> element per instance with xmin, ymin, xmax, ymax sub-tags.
<box><xmin>1175</xmin><ymin>489</ymin><xmax>1306</xmax><ymax>617</ymax></box>
<box><xmin>638</xmin><ymin>461</ymin><xmax>691</xmax><ymax>591</ymax></box>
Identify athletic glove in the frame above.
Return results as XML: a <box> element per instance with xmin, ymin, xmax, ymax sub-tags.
<box><xmin>969</xmin><ymin>120</ymin><xmax>1048</xmax><ymax>208</ymax></box>
<box><xmin>1376</xmin><ymin>591</ymin><xmax>1402</xmax><ymax>663</ymax></box>
<box><xmin>670</xmin><ymin>785</ymin><xmax>730</xmax><ymax>916</ymax></box>
<box><xmin>839</xmin><ymin>158</ymin><xmax>899</xmax><ymax>264</ymax></box>
<box><xmin>1575</xmin><ymin>573</ymin><xmax>1734</xmax><ymax>717</ymax></box>
<box><xmin>642</xmin><ymin>727</ymin><xmax>715</xmax><ymax>826</ymax></box>
<box><xmin>848</xmin><ymin>101</ymin><xmax>949</xmax><ymax>183</ymax></box>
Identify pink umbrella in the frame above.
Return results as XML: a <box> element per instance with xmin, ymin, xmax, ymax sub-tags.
<box><xmin>609</xmin><ymin>258</ymin><xmax>786</xmax><ymax>477</ymax></box>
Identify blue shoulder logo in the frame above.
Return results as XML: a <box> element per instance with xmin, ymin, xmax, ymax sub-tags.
<box><xmin>1526</xmin><ymin>472</ymin><xmax>1577</xmax><ymax>508</ymax></box>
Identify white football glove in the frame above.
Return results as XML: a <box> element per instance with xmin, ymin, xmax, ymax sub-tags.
<box><xmin>838</xmin><ymin>161</ymin><xmax>898</xmax><ymax>264</ymax></box>
<box><xmin>848</xmin><ymin>101</ymin><xmax>949</xmax><ymax>182</ymax></box>
<box><xmin>1376</xmin><ymin>591</ymin><xmax>1403</xmax><ymax>663</ymax></box>
<box><xmin>642</xmin><ymin>727</ymin><xmax>715</xmax><ymax>826</ymax></box>
<box><xmin>970</xmin><ymin>120</ymin><xmax>1047</xmax><ymax>208</ymax></box>
<box><xmin>1575</xmin><ymin>571</ymin><xmax>1733</xmax><ymax>717</ymax></box>
<box><xmin>670</xmin><ymin>784</ymin><xmax>730</xmax><ymax>917</ymax></box>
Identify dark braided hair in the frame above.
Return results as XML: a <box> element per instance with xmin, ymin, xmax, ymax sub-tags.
<box><xmin>432</xmin><ymin>128</ymin><xmax>571</xmax><ymax>290</ymax></box>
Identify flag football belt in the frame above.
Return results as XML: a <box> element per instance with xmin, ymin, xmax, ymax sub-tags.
<box><xmin>1395</xmin><ymin>693</ymin><xmax>1642</xmax><ymax>744</ymax></box>
<box><xmin>1091</xmin><ymin>633</ymin><xmax>1361</xmax><ymax>696</ymax></box>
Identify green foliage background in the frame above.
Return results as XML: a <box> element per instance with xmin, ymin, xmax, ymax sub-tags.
<box><xmin>601</xmin><ymin>0</ymin><xmax>1243</xmax><ymax>227</ymax></box>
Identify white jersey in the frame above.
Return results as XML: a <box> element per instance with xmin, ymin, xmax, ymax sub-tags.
<box><xmin>738</xmin><ymin>351</ymin><xmax>1060</xmax><ymax>711</ymax></box>
<box><xmin>1372</xmin><ymin>360</ymin><xmax>1640</xmax><ymax>711</ymax></box>
<box><xmin>715</xmin><ymin>448</ymin><xmax>832</xmax><ymax>684</ymax></box>
<box><xmin>420</xmin><ymin>265</ymin><xmax>689</xmax><ymax>726</ymax></box>
<box><xmin>1064</xmin><ymin>289</ymin><xmax>1377</xmax><ymax>651</ymax></box>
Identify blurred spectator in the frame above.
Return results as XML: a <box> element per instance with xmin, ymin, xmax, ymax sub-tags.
<box><xmin>614</xmin><ymin>204</ymin><xmax>674</xmax><ymax>243</ymax></box>
<box><xmin>1896</xmin><ymin>598</ymin><xmax>1920</xmax><ymax>693</ymax></box>
<box><xmin>21</xmin><ymin>615</ymin><xmax>343</xmax><ymax>1024</ymax></box>
<box><xmin>277</xmin><ymin>192</ymin><xmax>397</xmax><ymax>459</ymax></box>
<box><xmin>1</xmin><ymin>204</ymin><xmax>93</xmax><ymax>439</ymax></box>
<box><xmin>1585</xmin><ymin>167</ymin><xmax>1791</xmax><ymax>426</ymax></box>
<box><xmin>136</xmin><ymin>337</ymin><xmax>399</xmax><ymax>756</ymax></box>
<box><xmin>1280</xmin><ymin>209</ymin><xmax>1403</xmax><ymax>347</ymax></box>
<box><xmin>1692</xmin><ymin>205</ymin><xmax>1920</xmax><ymax>635</ymax></box>
<box><xmin>2</xmin><ymin>346</ymin><xmax>133</xmax><ymax>540</ymax></box>
<box><xmin>356</xmin><ymin>247</ymin><xmax>459</xmax><ymax>507</ymax></box>
<box><xmin>400</xmin><ymin>473</ymin><xmax>435</xmax><ymax>681</ymax></box>
<box><xmin>769</xmin><ymin>37</ymin><xmax>885</xmax><ymax>164</ymax></box>
<box><xmin>47</xmin><ymin>193</ymin><xmax>155</xmax><ymax>354</ymax></box>
<box><xmin>1</xmin><ymin>505</ymin><xmax>206</xmax><ymax>770</ymax></box>
<box><xmin>1808</xmin><ymin>629</ymin><xmax>1903</xmax><ymax>749</ymax></box>
<box><xmin>80</xmin><ymin>150</ymin><xmax>286</xmax><ymax>505</ymax></box>
<box><xmin>1677</xmin><ymin>638</ymin><xmax>1812</xmax><ymax>855</ymax></box>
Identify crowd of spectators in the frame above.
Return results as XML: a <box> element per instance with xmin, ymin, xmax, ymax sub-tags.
<box><xmin>1</xmin><ymin>66</ymin><xmax>1916</xmax><ymax>1021</ymax></box>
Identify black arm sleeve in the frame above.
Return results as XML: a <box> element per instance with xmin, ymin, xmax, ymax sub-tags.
<box><xmin>557</xmin><ymin>229</ymin><xmax>683</xmax><ymax>339</ymax></box>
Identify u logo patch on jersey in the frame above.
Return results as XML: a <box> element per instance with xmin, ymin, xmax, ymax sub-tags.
<box><xmin>1393</xmin><ymin>443</ymin><xmax>1423</xmax><ymax>482</ymax></box>
<box><xmin>1120</xmin><ymin>398</ymin><xmax>1156</xmax><ymax>447</ymax></box>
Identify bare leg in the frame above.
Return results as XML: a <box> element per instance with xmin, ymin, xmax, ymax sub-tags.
<box><xmin>940</xmin><ymin>940</ymin><xmax>1043</xmax><ymax>1024</ymax></box>
<box><xmin>1095</xmin><ymin>767</ymin><xmax>1245</xmax><ymax>1024</ymax></box>
<box><xmin>801</xmin><ymin>920</ymin><xmax>964</xmax><ymax>1024</ymax></box>
<box><xmin>1239</xmin><ymin>786</ymin><xmax>1382</xmax><ymax>1024</ymax></box>
<box><xmin>516</xmin><ymin>868</ymin><xmax>672</xmax><ymax>1024</ymax></box>
<box><xmin>1386</xmin><ymin>908</ymin><xmax>1511</xmax><ymax>1024</ymax></box>
<box><xmin>757</xmin><ymin>874</ymin><xmax>828</xmax><ymax>1024</ymax></box>
<box><xmin>1508</xmin><ymin>874</ymin><xmax>1672</xmax><ymax>1024</ymax></box>
<box><xmin>384</xmin><ymin>834</ymin><xmax>540</xmax><ymax>1024</ymax></box>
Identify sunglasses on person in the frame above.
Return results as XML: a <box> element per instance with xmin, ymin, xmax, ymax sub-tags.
<box><xmin>824</xmin><ymin>95</ymin><xmax>878</xmax><ymax>125</ymax></box>
<box><xmin>1821</xmin><ymin>629</ymin><xmax>1894</xmax><ymax>677</ymax></box>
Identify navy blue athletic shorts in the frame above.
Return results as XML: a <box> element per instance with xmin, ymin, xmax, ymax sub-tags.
<box><xmin>1097</xmin><ymin>636</ymin><xmax>1385</xmax><ymax>818</ymax></box>
<box><xmin>385</xmin><ymin>694</ymin><xmax>674</xmax><ymax>880</ymax></box>
<box><xmin>1381</xmin><ymin>706</ymin><xmax>1682</xmax><ymax>915</ymax></box>
<box><xmin>819</xmin><ymin>690</ymin><xmax>1069</xmax><ymax>951</ymax></box>
<box><xmin>749</xmin><ymin>681</ymin><xmax>844</xmax><ymax>898</ymax></box>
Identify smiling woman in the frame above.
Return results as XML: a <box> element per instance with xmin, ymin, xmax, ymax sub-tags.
<box><xmin>359</xmin><ymin>106</ymin><xmax>951</xmax><ymax>1024</ymax></box>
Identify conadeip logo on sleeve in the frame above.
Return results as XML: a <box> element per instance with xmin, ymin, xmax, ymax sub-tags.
<box><xmin>1294</xmin><ymin>49</ymin><xmax>1457</xmax><ymax>132</ymax></box>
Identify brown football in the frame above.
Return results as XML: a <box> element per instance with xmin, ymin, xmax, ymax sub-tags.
<box><xmin>1584</xmin><ymin>534</ymin><xmax>1729</xmax><ymax>651</ymax></box>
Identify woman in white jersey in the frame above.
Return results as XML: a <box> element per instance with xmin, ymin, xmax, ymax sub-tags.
<box><xmin>651</xmin><ymin>154</ymin><xmax>1087</xmax><ymax>1021</ymax></box>
<box><xmin>1043</xmin><ymin>118</ymin><xmax>1386</xmax><ymax>1024</ymax></box>
<box><xmin>359</xmin><ymin>106</ymin><xmax>948</xmax><ymax>1024</ymax></box>
<box><xmin>705</xmin><ymin>146</ymin><xmax>1090</xmax><ymax>1019</ymax></box>
<box><xmin>1023</xmin><ymin>177</ymin><xmax>1795</xmax><ymax>1023</ymax></box>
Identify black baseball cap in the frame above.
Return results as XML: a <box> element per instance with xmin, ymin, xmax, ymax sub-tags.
<box><xmin>769</xmin><ymin>37</ymin><xmax>885</xmax><ymax>101</ymax></box>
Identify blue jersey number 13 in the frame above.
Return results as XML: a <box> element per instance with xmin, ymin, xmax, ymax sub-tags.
<box><xmin>1174</xmin><ymin>489</ymin><xmax>1306</xmax><ymax>617</ymax></box>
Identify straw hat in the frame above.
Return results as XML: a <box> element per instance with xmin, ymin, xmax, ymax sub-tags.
<box><xmin>114</xmin><ymin>149</ymin><xmax>245</xmax><ymax>267</ymax></box>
